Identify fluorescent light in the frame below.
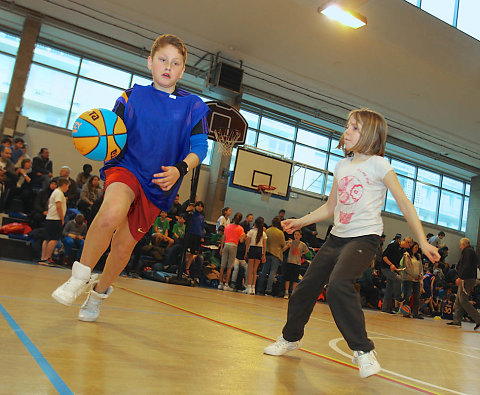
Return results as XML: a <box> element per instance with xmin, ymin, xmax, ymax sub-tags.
<box><xmin>320</xmin><ymin>4</ymin><xmax>367</xmax><ymax>29</ymax></box>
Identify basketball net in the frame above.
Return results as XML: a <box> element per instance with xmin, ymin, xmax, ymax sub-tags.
<box><xmin>213</xmin><ymin>128</ymin><xmax>241</xmax><ymax>156</ymax></box>
<box><xmin>257</xmin><ymin>185</ymin><xmax>276</xmax><ymax>202</ymax></box>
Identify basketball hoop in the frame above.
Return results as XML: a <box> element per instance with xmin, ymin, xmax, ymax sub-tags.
<box><xmin>213</xmin><ymin>128</ymin><xmax>241</xmax><ymax>156</ymax></box>
<box><xmin>257</xmin><ymin>184</ymin><xmax>276</xmax><ymax>202</ymax></box>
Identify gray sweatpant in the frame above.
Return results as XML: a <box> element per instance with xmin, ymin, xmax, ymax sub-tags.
<box><xmin>453</xmin><ymin>278</ymin><xmax>480</xmax><ymax>325</ymax></box>
<box><xmin>282</xmin><ymin>234</ymin><xmax>380</xmax><ymax>352</ymax></box>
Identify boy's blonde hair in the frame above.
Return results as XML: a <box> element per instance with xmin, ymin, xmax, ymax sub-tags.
<box><xmin>150</xmin><ymin>34</ymin><xmax>187</xmax><ymax>64</ymax></box>
<box><xmin>338</xmin><ymin>108</ymin><xmax>388</xmax><ymax>157</ymax></box>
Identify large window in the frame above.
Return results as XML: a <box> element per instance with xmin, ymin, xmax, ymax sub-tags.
<box><xmin>0</xmin><ymin>31</ymin><xmax>20</xmax><ymax>112</ymax></box>
<box><xmin>405</xmin><ymin>0</ymin><xmax>480</xmax><ymax>41</ymax></box>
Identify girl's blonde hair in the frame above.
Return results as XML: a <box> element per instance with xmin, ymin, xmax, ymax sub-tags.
<box><xmin>338</xmin><ymin>108</ymin><xmax>388</xmax><ymax>157</ymax></box>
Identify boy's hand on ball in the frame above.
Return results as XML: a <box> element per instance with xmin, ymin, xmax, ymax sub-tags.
<box><xmin>152</xmin><ymin>166</ymin><xmax>180</xmax><ymax>191</ymax></box>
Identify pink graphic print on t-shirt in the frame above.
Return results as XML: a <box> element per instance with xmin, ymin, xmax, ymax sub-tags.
<box><xmin>338</xmin><ymin>175</ymin><xmax>364</xmax><ymax>224</ymax></box>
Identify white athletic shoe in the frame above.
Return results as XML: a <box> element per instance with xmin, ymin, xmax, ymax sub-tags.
<box><xmin>353</xmin><ymin>350</ymin><xmax>381</xmax><ymax>378</ymax></box>
<box><xmin>218</xmin><ymin>283</ymin><xmax>224</xmax><ymax>290</ymax></box>
<box><xmin>263</xmin><ymin>336</ymin><xmax>302</xmax><ymax>356</ymax></box>
<box><xmin>243</xmin><ymin>285</ymin><xmax>250</xmax><ymax>294</ymax></box>
<box><xmin>78</xmin><ymin>283</ymin><xmax>113</xmax><ymax>322</ymax></box>
<box><xmin>51</xmin><ymin>261</ymin><xmax>98</xmax><ymax>306</ymax></box>
<box><xmin>223</xmin><ymin>284</ymin><xmax>234</xmax><ymax>291</ymax></box>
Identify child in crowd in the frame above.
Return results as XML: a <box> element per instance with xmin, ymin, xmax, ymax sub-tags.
<box><xmin>263</xmin><ymin>108</ymin><xmax>439</xmax><ymax>379</ymax></box>
<box><xmin>51</xmin><ymin>34</ymin><xmax>209</xmax><ymax>322</ymax></box>
<box><xmin>283</xmin><ymin>230</ymin><xmax>309</xmax><ymax>299</ymax></box>
<box><xmin>185</xmin><ymin>201</ymin><xmax>205</xmax><ymax>273</ymax></box>
<box><xmin>62</xmin><ymin>214</ymin><xmax>87</xmax><ymax>263</ymax></box>
<box><xmin>245</xmin><ymin>216</ymin><xmax>267</xmax><ymax>295</ymax></box>
<box><xmin>218</xmin><ymin>212</ymin><xmax>245</xmax><ymax>291</ymax></box>
<box><xmin>39</xmin><ymin>177</ymin><xmax>70</xmax><ymax>265</ymax></box>
<box><xmin>210</xmin><ymin>225</ymin><xmax>225</xmax><ymax>246</ymax></box>
<box><xmin>216</xmin><ymin>206</ymin><xmax>231</xmax><ymax>231</ymax></box>
<box><xmin>172</xmin><ymin>214</ymin><xmax>186</xmax><ymax>243</ymax></box>
<box><xmin>400</xmin><ymin>241</ymin><xmax>423</xmax><ymax>319</ymax></box>
<box><xmin>152</xmin><ymin>210</ymin><xmax>174</xmax><ymax>248</ymax></box>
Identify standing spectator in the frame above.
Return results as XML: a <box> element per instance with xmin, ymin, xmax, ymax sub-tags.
<box><xmin>32</xmin><ymin>180</ymin><xmax>57</xmax><ymax>228</ymax></box>
<box><xmin>446</xmin><ymin>238</ymin><xmax>480</xmax><ymax>330</ymax></box>
<box><xmin>382</xmin><ymin>237</ymin><xmax>413</xmax><ymax>313</ymax></box>
<box><xmin>39</xmin><ymin>177</ymin><xmax>70</xmax><ymax>265</ymax></box>
<box><xmin>62</xmin><ymin>214</ymin><xmax>87</xmax><ymax>263</ymax></box>
<box><xmin>401</xmin><ymin>242</ymin><xmax>424</xmax><ymax>319</ymax></box>
<box><xmin>218</xmin><ymin>212</ymin><xmax>245</xmax><ymax>291</ymax></box>
<box><xmin>185</xmin><ymin>201</ymin><xmax>205</xmax><ymax>273</ymax></box>
<box><xmin>428</xmin><ymin>231</ymin><xmax>446</xmax><ymax>248</ymax></box>
<box><xmin>374</xmin><ymin>234</ymin><xmax>386</xmax><ymax>270</ymax></box>
<box><xmin>420</xmin><ymin>267</ymin><xmax>436</xmax><ymax>315</ymax></box>
<box><xmin>257</xmin><ymin>216</ymin><xmax>286</xmax><ymax>295</ymax></box>
<box><xmin>76</xmin><ymin>164</ymin><xmax>93</xmax><ymax>190</ymax></box>
<box><xmin>52</xmin><ymin>166</ymin><xmax>79</xmax><ymax>209</ymax></box>
<box><xmin>13</xmin><ymin>158</ymin><xmax>33</xmax><ymax>213</ymax></box>
<box><xmin>244</xmin><ymin>216</ymin><xmax>267</xmax><ymax>295</ymax></box>
<box><xmin>240</xmin><ymin>213</ymin><xmax>254</xmax><ymax>233</ymax></box>
<box><xmin>32</xmin><ymin>148</ymin><xmax>53</xmax><ymax>189</ymax></box>
<box><xmin>216</xmin><ymin>206</ymin><xmax>231</xmax><ymax>231</ymax></box>
<box><xmin>168</xmin><ymin>194</ymin><xmax>183</xmax><ymax>223</ymax></box>
<box><xmin>278</xmin><ymin>209</ymin><xmax>286</xmax><ymax>221</ymax></box>
<box><xmin>283</xmin><ymin>230</ymin><xmax>309</xmax><ymax>299</ymax></box>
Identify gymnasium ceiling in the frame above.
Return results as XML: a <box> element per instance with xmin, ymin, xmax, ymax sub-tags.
<box><xmin>3</xmin><ymin>0</ymin><xmax>480</xmax><ymax>178</ymax></box>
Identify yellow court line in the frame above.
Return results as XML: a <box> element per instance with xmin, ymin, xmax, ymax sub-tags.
<box><xmin>116</xmin><ymin>284</ymin><xmax>441</xmax><ymax>395</ymax></box>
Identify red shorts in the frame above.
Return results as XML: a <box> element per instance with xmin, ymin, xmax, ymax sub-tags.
<box><xmin>104</xmin><ymin>167</ymin><xmax>160</xmax><ymax>241</ymax></box>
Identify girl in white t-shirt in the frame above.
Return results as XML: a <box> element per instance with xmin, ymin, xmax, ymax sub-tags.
<box><xmin>244</xmin><ymin>216</ymin><xmax>267</xmax><ymax>295</ymax></box>
<box><xmin>263</xmin><ymin>108</ymin><xmax>440</xmax><ymax>378</ymax></box>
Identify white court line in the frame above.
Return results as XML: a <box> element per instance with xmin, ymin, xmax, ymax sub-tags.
<box><xmin>328</xmin><ymin>337</ymin><xmax>468</xmax><ymax>395</ymax></box>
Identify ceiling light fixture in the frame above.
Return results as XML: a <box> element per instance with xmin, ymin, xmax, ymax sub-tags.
<box><xmin>319</xmin><ymin>3</ymin><xmax>367</xmax><ymax>29</ymax></box>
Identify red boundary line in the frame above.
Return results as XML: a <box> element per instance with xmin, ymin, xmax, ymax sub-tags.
<box><xmin>117</xmin><ymin>285</ymin><xmax>439</xmax><ymax>395</ymax></box>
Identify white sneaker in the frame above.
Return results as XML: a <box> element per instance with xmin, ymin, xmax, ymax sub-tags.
<box><xmin>264</xmin><ymin>336</ymin><xmax>301</xmax><ymax>356</ymax></box>
<box><xmin>284</xmin><ymin>294</ymin><xmax>289</xmax><ymax>300</ymax></box>
<box><xmin>78</xmin><ymin>282</ymin><xmax>113</xmax><ymax>322</ymax></box>
<box><xmin>51</xmin><ymin>261</ymin><xmax>98</xmax><ymax>306</ymax></box>
<box><xmin>223</xmin><ymin>284</ymin><xmax>234</xmax><ymax>291</ymax></box>
<box><xmin>243</xmin><ymin>285</ymin><xmax>250</xmax><ymax>294</ymax></box>
<box><xmin>249</xmin><ymin>286</ymin><xmax>255</xmax><ymax>295</ymax></box>
<box><xmin>218</xmin><ymin>283</ymin><xmax>224</xmax><ymax>290</ymax></box>
<box><xmin>353</xmin><ymin>350</ymin><xmax>381</xmax><ymax>378</ymax></box>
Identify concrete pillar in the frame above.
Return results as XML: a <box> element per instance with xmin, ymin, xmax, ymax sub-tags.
<box><xmin>0</xmin><ymin>17</ymin><xmax>41</xmax><ymax>137</ymax></box>
<box><xmin>204</xmin><ymin>94</ymin><xmax>242</xmax><ymax>222</ymax></box>
<box><xmin>465</xmin><ymin>175</ymin><xmax>480</xmax><ymax>251</ymax></box>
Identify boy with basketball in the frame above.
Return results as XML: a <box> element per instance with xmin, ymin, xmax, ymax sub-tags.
<box><xmin>52</xmin><ymin>34</ymin><xmax>209</xmax><ymax>321</ymax></box>
<box><xmin>263</xmin><ymin>108</ymin><xmax>439</xmax><ymax>378</ymax></box>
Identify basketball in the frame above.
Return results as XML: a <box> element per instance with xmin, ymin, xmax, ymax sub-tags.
<box><xmin>72</xmin><ymin>108</ymin><xmax>127</xmax><ymax>161</ymax></box>
<box><xmin>399</xmin><ymin>305</ymin><xmax>411</xmax><ymax>316</ymax></box>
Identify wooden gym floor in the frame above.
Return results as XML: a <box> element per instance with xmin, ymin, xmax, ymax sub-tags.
<box><xmin>1</xmin><ymin>258</ymin><xmax>479</xmax><ymax>395</ymax></box>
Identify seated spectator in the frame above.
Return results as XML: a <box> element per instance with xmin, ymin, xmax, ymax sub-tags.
<box><xmin>31</xmin><ymin>148</ymin><xmax>52</xmax><ymax>189</ymax></box>
<box><xmin>171</xmin><ymin>214</ymin><xmax>186</xmax><ymax>243</ymax></box>
<box><xmin>39</xmin><ymin>177</ymin><xmax>69</xmax><ymax>265</ymax></box>
<box><xmin>77</xmin><ymin>175</ymin><xmax>103</xmax><ymax>224</ymax></box>
<box><xmin>428</xmin><ymin>231</ymin><xmax>446</xmax><ymax>248</ymax></box>
<box><xmin>10</xmin><ymin>137</ymin><xmax>26</xmax><ymax>165</ymax></box>
<box><xmin>62</xmin><ymin>214</ymin><xmax>87</xmax><ymax>264</ymax></box>
<box><xmin>76</xmin><ymin>164</ymin><xmax>93</xmax><ymax>190</ymax></box>
<box><xmin>52</xmin><ymin>166</ymin><xmax>79</xmax><ymax>209</ymax></box>
<box><xmin>32</xmin><ymin>179</ymin><xmax>58</xmax><ymax>228</ymax></box>
<box><xmin>0</xmin><ymin>146</ymin><xmax>18</xmax><ymax>212</ymax></box>
<box><xmin>11</xmin><ymin>158</ymin><xmax>33</xmax><ymax>213</ymax></box>
<box><xmin>152</xmin><ymin>210</ymin><xmax>174</xmax><ymax>248</ymax></box>
<box><xmin>0</xmin><ymin>137</ymin><xmax>13</xmax><ymax>152</ymax></box>
<box><xmin>14</xmin><ymin>141</ymin><xmax>30</xmax><ymax>167</ymax></box>
<box><xmin>358</xmin><ymin>261</ymin><xmax>380</xmax><ymax>309</ymax></box>
<box><xmin>209</xmin><ymin>225</ymin><xmax>224</xmax><ymax>246</ymax></box>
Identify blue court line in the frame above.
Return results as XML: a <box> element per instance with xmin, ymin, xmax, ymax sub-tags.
<box><xmin>0</xmin><ymin>303</ymin><xmax>73</xmax><ymax>395</ymax></box>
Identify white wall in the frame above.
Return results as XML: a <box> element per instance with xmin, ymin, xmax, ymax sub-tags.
<box><xmin>23</xmin><ymin>122</ymin><xmax>464</xmax><ymax>264</ymax></box>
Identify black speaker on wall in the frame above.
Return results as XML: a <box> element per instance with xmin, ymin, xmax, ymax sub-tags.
<box><xmin>211</xmin><ymin>62</ymin><xmax>243</xmax><ymax>94</ymax></box>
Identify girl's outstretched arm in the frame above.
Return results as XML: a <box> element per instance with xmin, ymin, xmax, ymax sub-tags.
<box><xmin>383</xmin><ymin>170</ymin><xmax>440</xmax><ymax>263</ymax></box>
<box><xmin>282</xmin><ymin>178</ymin><xmax>338</xmax><ymax>234</ymax></box>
